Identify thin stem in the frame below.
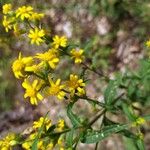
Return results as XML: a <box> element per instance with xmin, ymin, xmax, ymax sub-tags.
<box><xmin>79</xmin><ymin>96</ymin><xmax>105</xmax><ymax>107</ymax></box>
<box><xmin>88</xmin><ymin>109</ymin><xmax>106</xmax><ymax>127</ymax></box>
<box><xmin>95</xmin><ymin>142</ymin><xmax>99</xmax><ymax>150</ymax></box>
<box><xmin>81</xmin><ymin>62</ymin><xmax>109</xmax><ymax>81</ymax></box>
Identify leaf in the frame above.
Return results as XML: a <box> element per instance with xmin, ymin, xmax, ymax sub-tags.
<box><xmin>143</xmin><ymin>114</ymin><xmax>150</xmax><ymax>121</ymax></box>
<box><xmin>46</xmin><ymin>125</ymin><xmax>56</xmax><ymax>134</ymax></box>
<box><xmin>81</xmin><ymin>124</ymin><xmax>128</xmax><ymax>144</ymax></box>
<box><xmin>122</xmin><ymin>103</ymin><xmax>136</xmax><ymax>122</ymax></box>
<box><xmin>31</xmin><ymin>138</ymin><xmax>38</xmax><ymax>150</ymax></box>
<box><xmin>104</xmin><ymin>80</ymin><xmax>119</xmax><ymax>105</ymax></box>
<box><xmin>67</xmin><ymin>102</ymin><xmax>82</xmax><ymax>127</ymax></box>
<box><xmin>66</xmin><ymin>129</ymin><xmax>74</xmax><ymax>147</ymax></box>
<box><xmin>136</xmin><ymin>139</ymin><xmax>145</xmax><ymax>150</ymax></box>
<box><xmin>119</xmin><ymin>130</ymin><xmax>137</xmax><ymax>139</ymax></box>
<box><xmin>123</xmin><ymin>137</ymin><xmax>137</xmax><ymax>150</ymax></box>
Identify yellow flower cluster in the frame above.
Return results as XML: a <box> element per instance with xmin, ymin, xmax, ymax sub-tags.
<box><xmin>3</xmin><ymin>2</ymin><xmax>85</xmax><ymax>119</ymax></box>
<box><xmin>2</xmin><ymin>4</ymin><xmax>45</xmax><ymax>45</ymax></box>
<box><xmin>0</xmin><ymin>133</ymin><xmax>17</xmax><ymax>150</ymax></box>
<box><xmin>11</xmin><ymin>33</ymin><xmax>85</xmax><ymax>105</ymax></box>
<box><xmin>132</xmin><ymin>117</ymin><xmax>146</xmax><ymax>127</ymax></box>
<box><xmin>22</xmin><ymin>117</ymin><xmax>65</xmax><ymax>150</ymax></box>
<box><xmin>0</xmin><ymin>117</ymin><xmax>66</xmax><ymax>150</ymax></box>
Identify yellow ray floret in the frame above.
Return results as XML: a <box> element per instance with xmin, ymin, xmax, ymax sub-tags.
<box><xmin>70</xmin><ymin>48</ymin><xmax>85</xmax><ymax>64</ymax></box>
<box><xmin>16</xmin><ymin>6</ymin><xmax>33</xmax><ymax>20</ymax></box>
<box><xmin>52</xmin><ymin>35</ymin><xmax>67</xmax><ymax>49</ymax></box>
<box><xmin>28</xmin><ymin>28</ymin><xmax>45</xmax><ymax>45</ymax></box>
<box><xmin>56</xmin><ymin>119</ymin><xmax>65</xmax><ymax>132</ymax></box>
<box><xmin>146</xmin><ymin>39</ymin><xmax>150</xmax><ymax>48</ymax></box>
<box><xmin>2</xmin><ymin>16</ymin><xmax>14</xmax><ymax>32</ymax></box>
<box><xmin>22</xmin><ymin>79</ymin><xmax>43</xmax><ymax>105</ymax></box>
<box><xmin>0</xmin><ymin>133</ymin><xmax>17</xmax><ymax>150</ymax></box>
<box><xmin>29</xmin><ymin>12</ymin><xmax>44</xmax><ymax>21</ymax></box>
<box><xmin>33</xmin><ymin>117</ymin><xmax>52</xmax><ymax>131</ymax></box>
<box><xmin>2</xmin><ymin>3</ymin><xmax>12</xmax><ymax>14</ymax></box>
<box><xmin>36</xmin><ymin>49</ymin><xmax>59</xmax><ymax>69</ymax></box>
<box><xmin>45</xmin><ymin>78</ymin><xmax>65</xmax><ymax>100</ymax></box>
<box><xmin>66</xmin><ymin>74</ymin><xmax>85</xmax><ymax>96</ymax></box>
<box><xmin>12</xmin><ymin>52</ymin><xmax>33</xmax><ymax>79</ymax></box>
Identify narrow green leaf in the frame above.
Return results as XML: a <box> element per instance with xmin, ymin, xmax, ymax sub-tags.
<box><xmin>66</xmin><ymin>129</ymin><xmax>74</xmax><ymax>147</ymax></box>
<box><xmin>67</xmin><ymin>102</ymin><xmax>82</xmax><ymax>127</ymax></box>
<box><xmin>136</xmin><ymin>139</ymin><xmax>145</xmax><ymax>150</ymax></box>
<box><xmin>31</xmin><ymin>138</ymin><xmax>38</xmax><ymax>150</ymax></box>
<box><xmin>122</xmin><ymin>103</ymin><xmax>136</xmax><ymax>122</ymax></box>
<box><xmin>143</xmin><ymin>114</ymin><xmax>150</xmax><ymax>121</ymax></box>
<box><xmin>104</xmin><ymin>80</ymin><xmax>118</xmax><ymax>105</ymax></box>
<box><xmin>81</xmin><ymin>124</ymin><xmax>128</xmax><ymax>144</ymax></box>
<box><xmin>123</xmin><ymin>137</ymin><xmax>137</xmax><ymax>150</ymax></box>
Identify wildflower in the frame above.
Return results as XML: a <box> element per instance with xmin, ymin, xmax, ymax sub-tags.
<box><xmin>146</xmin><ymin>39</ymin><xmax>150</xmax><ymax>48</ymax></box>
<box><xmin>52</xmin><ymin>35</ymin><xmax>67</xmax><ymax>48</ymax></box>
<box><xmin>56</xmin><ymin>119</ymin><xmax>65</xmax><ymax>132</ymax></box>
<box><xmin>70</xmin><ymin>48</ymin><xmax>85</xmax><ymax>64</ymax></box>
<box><xmin>2</xmin><ymin>16</ymin><xmax>13</xmax><ymax>32</ymax></box>
<box><xmin>45</xmin><ymin>78</ymin><xmax>65</xmax><ymax>100</ymax></box>
<box><xmin>57</xmin><ymin>136</ymin><xmax>65</xmax><ymax>149</ymax></box>
<box><xmin>28</xmin><ymin>28</ymin><xmax>45</xmax><ymax>45</ymax></box>
<box><xmin>36</xmin><ymin>49</ymin><xmax>59</xmax><ymax>69</ymax></box>
<box><xmin>132</xmin><ymin>117</ymin><xmax>146</xmax><ymax>127</ymax></box>
<box><xmin>22</xmin><ymin>79</ymin><xmax>43</xmax><ymax>105</ymax></box>
<box><xmin>13</xmin><ymin>24</ymin><xmax>20</xmax><ymax>36</ymax></box>
<box><xmin>12</xmin><ymin>52</ymin><xmax>33</xmax><ymax>79</ymax></box>
<box><xmin>29</xmin><ymin>12</ymin><xmax>44</xmax><ymax>20</ymax></box>
<box><xmin>25</xmin><ymin>63</ymin><xmax>42</xmax><ymax>74</ymax></box>
<box><xmin>2</xmin><ymin>3</ymin><xmax>12</xmax><ymax>14</ymax></box>
<box><xmin>33</xmin><ymin>117</ymin><xmax>51</xmax><ymax>131</ymax></box>
<box><xmin>16</xmin><ymin>6</ymin><xmax>33</xmax><ymax>20</ymax></box>
<box><xmin>46</xmin><ymin>142</ymin><xmax>54</xmax><ymax>150</ymax></box>
<box><xmin>22</xmin><ymin>133</ymin><xmax>45</xmax><ymax>150</ymax></box>
<box><xmin>0</xmin><ymin>133</ymin><xmax>17</xmax><ymax>150</ymax></box>
<box><xmin>66</xmin><ymin>74</ymin><xmax>85</xmax><ymax>96</ymax></box>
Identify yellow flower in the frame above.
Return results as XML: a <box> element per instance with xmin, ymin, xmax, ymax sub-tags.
<box><xmin>70</xmin><ymin>49</ymin><xmax>85</xmax><ymax>64</ymax></box>
<box><xmin>28</xmin><ymin>28</ymin><xmax>45</xmax><ymax>45</ymax></box>
<box><xmin>36</xmin><ymin>49</ymin><xmax>59</xmax><ymax>69</ymax></box>
<box><xmin>46</xmin><ymin>142</ymin><xmax>54</xmax><ymax>150</ymax></box>
<box><xmin>2</xmin><ymin>4</ymin><xmax>12</xmax><ymax>14</ymax></box>
<box><xmin>52</xmin><ymin>35</ymin><xmax>67</xmax><ymax>48</ymax></box>
<box><xmin>66</xmin><ymin>74</ymin><xmax>85</xmax><ymax>96</ymax></box>
<box><xmin>29</xmin><ymin>12</ymin><xmax>44</xmax><ymax>21</ymax></box>
<box><xmin>45</xmin><ymin>78</ymin><xmax>65</xmax><ymax>100</ymax></box>
<box><xmin>2</xmin><ymin>16</ymin><xmax>13</xmax><ymax>32</ymax></box>
<box><xmin>22</xmin><ymin>133</ymin><xmax>45</xmax><ymax>150</ymax></box>
<box><xmin>0</xmin><ymin>133</ymin><xmax>16</xmax><ymax>150</ymax></box>
<box><xmin>22</xmin><ymin>79</ymin><xmax>43</xmax><ymax>105</ymax></box>
<box><xmin>25</xmin><ymin>63</ymin><xmax>43</xmax><ymax>74</ymax></box>
<box><xmin>146</xmin><ymin>39</ymin><xmax>150</xmax><ymax>48</ymax></box>
<box><xmin>56</xmin><ymin>119</ymin><xmax>65</xmax><ymax>132</ymax></box>
<box><xmin>13</xmin><ymin>23</ymin><xmax>20</xmax><ymax>36</ymax></box>
<box><xmin>16</xmin><ymin>6</ymin><xmax>33</xmax><ymax>20</ymax></box>
<box><xmin>33</xmin><ymin>117</ymin><xmax>52</xmax><ymax>131</ymax></box>
<box><xmin>12</xmin><ymin>52</ymin><xmax>33</xmax><ymax>79</ymax></box>
<box><xmin>132</xmin><ymin>117</ymin><xmax>146</xmax><ymax>127</ymax></box>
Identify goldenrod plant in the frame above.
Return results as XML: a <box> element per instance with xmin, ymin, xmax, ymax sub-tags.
<box><xmin>1</xmin><ymin>3</ymin><xmax>150</xmax><ymax>150</ymax></box>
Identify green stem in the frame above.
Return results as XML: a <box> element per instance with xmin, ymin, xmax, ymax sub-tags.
<box><xmin>81</xmin><ymin>62</ymin><xmax>109</xmax><ymax>81</ymax></box>
<box><xmin>88</xmin><ymin>109</ymin><xmax>106</xmax><ymax>127</ymax></box>
<box><xmin>79</xmin><ymin>96</ymin><xmax>105</xmax><ymax>107</ymax></box>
